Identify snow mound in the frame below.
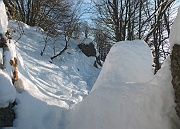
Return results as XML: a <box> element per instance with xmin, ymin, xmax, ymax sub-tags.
<box><xmin>0</xmin><ymin>70</ymin><xmax>16</xmax><ymax>108</ymax></box>
<box><xmin>66</xmin><ymin>41</ymin><xmax>179</xmax><ymax>129</ymax></box>
<box><xmin>92</xmin><ymin>40</ymin><xmax>153</xmax><ymax>91</ymax></box>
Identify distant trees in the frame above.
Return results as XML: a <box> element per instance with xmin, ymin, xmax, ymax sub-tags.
<box><xmin>3</xmin><ymin>0</ymin><xmax>72</xmax><ymax>34</ymax></box>
<box><xmin>93</xmin><ymin>0</ymin><xmax>176</xmax><ymax>73</ymax></box>
<box><xmin>93</xmin><ymin>28</ymin><xmax>111</xmax><ymax>61</ymax></box>
<box><xmin>3</xmin><ymin>0</ymin><xmax>86</xmax><ymax>60</ymax></box>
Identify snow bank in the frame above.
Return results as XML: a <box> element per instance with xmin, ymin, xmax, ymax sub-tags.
<box><xmin>92</xmin><ymin>40</ymin><xmax>153</xmax><ymax>91</ymax></box>
<box><xmin>66</xmin><ymin>41</ymin><xmax>179</xmax><ymax>129</ymax></box>
<box><xmin>0</xmin><ymin>0</ymin><xmax>8</xmax><ymax>35</ymax></box>
<box><xmin>0</xmin><ymin>70</ymin><xmax>16</xmax><ymax>108</ymax></box>
<box><xmin>169</xmin><ymin>6</ymin><xmax>180</xmax><ymax>51</ymax></box>
<box><xmin>0</xmin><ymin>0</ymin><xmax>16</xmax><ymax>108</ymax></box>
<box><xmin>0</xmin><ymin>44</ymin><xmax>17</xmax><ymax>107</ymax></box>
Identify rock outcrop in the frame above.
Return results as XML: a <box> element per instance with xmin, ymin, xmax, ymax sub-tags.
<box><xmin>171</xmin><ymin>44</ymin><xmax>180</xmax><ymax>118</ymax></box>
<box><xmin>78</xmin><ymin>43</ymin><xmax>96</xmax><ymax>57</ymax></box>
<box><xmin>78</xmin><ymin>43</ymin><xmax>102</xmax><ymax>68</ymax></box>
<box><xmin>0</xmin><ymin>102</ymin><xmax>16</xmax><ymax>127</ymax></box>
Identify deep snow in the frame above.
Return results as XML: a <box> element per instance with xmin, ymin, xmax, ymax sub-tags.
<box><xmin>65</xmin><ymin>43</ymin><xmax>179</xmax><ymax>129</ymax></box>
<box><xmin>0</xmin><ymin>0</ymin><xmax>180</xmax><ymax>128</ymax></box>
<box><xmin>65</xmin><ymin>6</ymin><xmax>180</xmax><ymax>129</ymax></box>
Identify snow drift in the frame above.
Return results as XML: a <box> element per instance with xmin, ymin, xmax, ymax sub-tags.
<box><xmin>92</xmin><ymin>40</ymin><xmax>153</xmax><ymax>91</ymax></box>
<box><xmin>66</xmin><ymin>41</ymin><xmax>180</xmax><ymax>129</ymax></box>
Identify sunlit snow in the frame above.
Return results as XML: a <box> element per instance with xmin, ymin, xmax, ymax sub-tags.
<box><xmin>0</xmin><ymin>1</ymin><xmax>180</xmax><ymax>129</ymax></box>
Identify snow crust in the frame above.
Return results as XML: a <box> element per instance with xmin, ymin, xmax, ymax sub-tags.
<box><xmin>169</xmin><ymin>6</ymin><xmax>180</xmax><ymax>51</ymax></box>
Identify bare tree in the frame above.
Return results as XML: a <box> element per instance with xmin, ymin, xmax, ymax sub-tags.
<box><xmin>145</xmin><ymin>0</ymin><xmax>176</xmax><ymax>74</ymax></box>
<box><xmin>50</xmin><ymin>0</ymin><xmax>84</xmax><ymax>61</ymax></box>
<box><xmin>93</xmin><ymin>0</ymin><xmax>176</xmax><ymax>73</ymax></box>
<box><xmin>93</xmin><ymin>0</ymin><xmax>151</xmax><ymax>42</ymax></box>
<box><xmin>3</xmin><ymin>0</ymin><xmax>72</xmax><ymax>32</ymax></box>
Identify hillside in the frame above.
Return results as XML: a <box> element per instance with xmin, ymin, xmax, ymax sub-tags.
<box><xmin>6</xmin><ymin>20</ymin><xmax>100</xmax><ymax>128</ymax></box>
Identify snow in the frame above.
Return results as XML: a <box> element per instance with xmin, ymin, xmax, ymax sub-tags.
<box><xmin>0</xmin><ymin>0</ymin><xmax>179</xmax><ymax>128</ymax></box>
<box><xmin>92</xmin><ymin>40</ymin><xmax>153</xmax><ymax>91</ymax></box>
<box><xmin>65</xmin><ymin>45</ymin><xmax>179</xmax><ymax>129</ymax></box>
<box><xmin>4</xmin><ymin>20</ymin><xmax>100</xmax><ymax>128</ymax></box>
<box><xmin>0</xmin><ymin>69</ymin><xmax>16</xmax><ymax>108</ymax></box>
<box><xmin>169</xmin><ymin>6</ymin><xmax>180</xmax><ymax>51</ymax></box>
<box><xmin>0</xmin><ymin>0</ymin><xmax>16</xmax><ymax>108</ymax></box>
<box><xmin>0</xmin><ymin>0</ymin><xmax>8</xmax><ymax>36</ymax></box>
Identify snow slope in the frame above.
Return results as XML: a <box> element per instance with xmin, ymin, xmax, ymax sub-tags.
<box><xmin>5</xmin><ymin>20</ymin><xmax>100</xmax><ymax>129</ymax></box>
<box><xmin>66</xmin><ymin>42</ymin><xmax>180</xmax><ymax>129</ymax></box>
